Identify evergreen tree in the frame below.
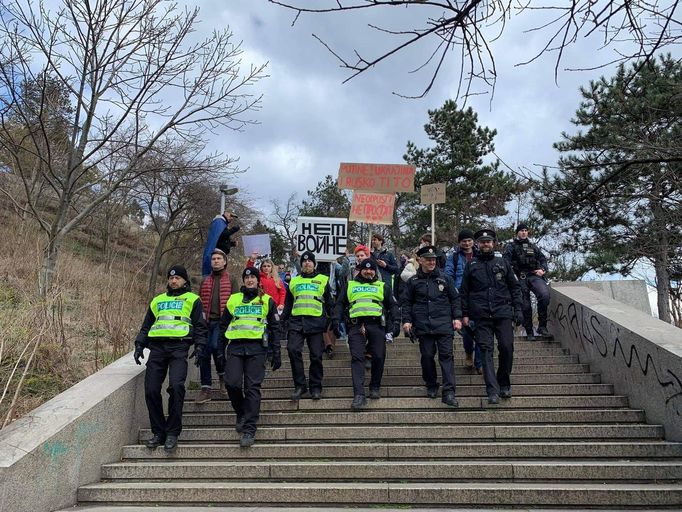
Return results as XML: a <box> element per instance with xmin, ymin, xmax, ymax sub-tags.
<box><xmin>535</xmin><ymin>55</ymin><xmax>681</xmax><ymax>323</ymax></box>
<box><xmin>401</xmin><ymin>100</ymin><xmax>520</xmax><ymax>246</ymax></box>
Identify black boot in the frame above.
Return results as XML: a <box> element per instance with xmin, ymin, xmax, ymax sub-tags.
<box><xmin>291</xmin><ymin>387</ymin><xmax>307</xmax><ymax>400</ymax></box>
<box><xmin>442</xmin><ymin>393</ymin><xmax>459</xmax><ymax>407</ymax></box>
<box><xmin>536</xmin><ymin>326</ymin><xmax>550</xmax><ymax>337</ymax></box>
<box><xmin>145</xmin><ymin>433</ymin><xmax>165</xmax><ymax>449</ymax></box>
<box><xmin>240</xmin><ymin>432</ymin><xmax>255</xmax><ymax>448</ymax></box>
<box><xmin>163</xmin><ymin>435</ymin><xmax>178</xmax><ymax>453</ymax></box>
<box><xmin>351</xmin><ymin>395</ymin><xmax>367</xmax><ymax>410</ymax></box>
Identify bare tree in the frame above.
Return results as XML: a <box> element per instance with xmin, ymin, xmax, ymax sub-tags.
<box><xmin>271</xmin><ymin>193</ymin><xmax>300</xmax><ymax>257</ymax></box>
<box><xmin>270</xmin><ymin>0</ymin><xmax>680</xmax><ymax>98</ymax></box>
<box><xmin>0</xmin><ymin>0</ymin><xmax>267</xmax><ymax>295</ymax></box>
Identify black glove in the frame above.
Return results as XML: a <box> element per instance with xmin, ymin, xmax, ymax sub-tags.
<box><xmin>514</xmin><ymin>311</ymin><xmax>524</xmax><ymax>327</ymax></box>
<box><xmin>392</xmin><ymin>323</ymin><xmax>401</xmax><ymax>338</ymax></box>
<box><xmin>133</xmin><ymin>344</ymin><xmax>145</xmax><ymax>365</ymax></box>
<box><xmin>189</xmin><ymin>345</ymin><xmax>204</xmax><ymax>367</ymax></box>
<box><xmin>271</xmin><ymin>350</ymin><xmax>282</xmax><ymax>371</ymax></box>
<box><xmin>331</xmin><ymin>321</ymin><xmax>342</xmax><ymax>338</ymax></box>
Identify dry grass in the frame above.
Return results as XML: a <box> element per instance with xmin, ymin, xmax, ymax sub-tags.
<box><xmin>0</xmin><ymin>213</ymin><xmax>149</xmax><ymax>424</ymax></box>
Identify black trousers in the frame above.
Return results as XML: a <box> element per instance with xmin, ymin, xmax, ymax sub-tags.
<box><xmin>520</xmin><ymin>274</ymin><xmax>551</xmax><ymax>330</ymax></box>
<box><xmin>224</xmin><ymin>342</ymin><xmax>267</xmax><ymax>435</ymax></box>
<box><xmin>474</xmin><ymin>318</ymin><xmax>514</xmax><ymax>397</ymax></box>
<box><xmin>418</xmin><ymin>334</ymin><xmax>456</xmax><ymax>395</ymax></box>
<box><xmin>287</xmin><ymin>330</ymin><xmax>324</xmax><ymax>392</ymax></box>
<box><xmin>348</xmin><ymin>322</ymin><xmax>386</xmax><ymax>396</ymax></box>
<box><xmin>144</xmin><ymin>340</ymin><xmax>190</xmax><ymax>438</ymax></box>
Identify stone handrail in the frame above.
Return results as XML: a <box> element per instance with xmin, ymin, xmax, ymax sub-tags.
<box><xmin>549</xmin><ymin>284</ymin><xmax>682</xmax><ymax>441</ymax></box>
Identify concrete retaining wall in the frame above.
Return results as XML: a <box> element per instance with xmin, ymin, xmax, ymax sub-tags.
<box><xmin>549</xmin><ymin>285</ymin><xmax>682</xmax><ymax>440</ymax></box>
<box><xmin>0</xmin><ymin>352</ymin><xmax>148</xmax><ymax>512</ymax></box>
<box><xmin>555</xmin><ymin>280</ymin><xmax>652</xmax><ymax>316</ymax></box>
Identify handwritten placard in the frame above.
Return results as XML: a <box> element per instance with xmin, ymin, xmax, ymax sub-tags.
<box><xmin>349</xmin><ymin>192</ymin><xmax>395</xmax><ymax>225</ymax></box>
<box><xmin>338</xmin><ymin>162</ymin><xmax>415</xmax><ymax>193</ymax></box>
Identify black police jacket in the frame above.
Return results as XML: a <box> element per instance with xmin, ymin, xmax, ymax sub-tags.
<box><xmin>281</xmin><ymin>270</ymin><xmax>334</xmax><ymax>334</ymax></box>
<box><xmin>503</xmin><ymin>238</ymin><xmax>548</xmax><ymax>275</ymax></box>
<box><xmin>459</xmin><ymin>253</ymin><xmax>523</xmax><ymax>320</ymax></box>
<box><xmin>400</xmin><ymin>267</ymin><xmax>462</xmax><ymax>336</ymax></box>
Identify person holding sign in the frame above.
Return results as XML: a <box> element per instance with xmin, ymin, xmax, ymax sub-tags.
<box><xmin>401</xmin><ymin>246</ymin><xmax>462</xmax><ymax>407</ymax></box>
<box><xmin>219</xmin><ymin>267</ymin><xmax>282</xmax><ymax>447</ymax></box>
<box><xmin>282</xmin><ymin>251</ymin><xmax>334</xmax><ymax>401</ymax></box>
<box><xmin>334</xmin><ymin>259</ymin><xmax>399</xmax><ymax>409</ymax></box>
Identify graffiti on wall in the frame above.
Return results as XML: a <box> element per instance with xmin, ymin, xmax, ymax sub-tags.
<box><xmin>551</xmin><ymin>301</ymin><xmax>682</xmax><ymax>416</ymax></box>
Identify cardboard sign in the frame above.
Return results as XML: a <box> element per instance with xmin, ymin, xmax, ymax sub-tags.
<box><xmin>242</xmin><ymin>234</ymin><xmax>272</xmax><ymax>257</ymax></box>
<box><xmin>296</xmin><ymin>216</ymin><xmax>348</xmax><ymax>262</ymax></box>
<box><xmin>338</xmin><ymin>162</ymin><xmax>415</xmax><ymax>193</ymax></box>
<box><xmin>421</xmin><ymin>183</ymin><xmax>447</xmax><ymax>204</ymax></box>
<box><xmin>349</xmin><ymin>192</ymin><xmax>395</xmax><ymax>225</ymax></box>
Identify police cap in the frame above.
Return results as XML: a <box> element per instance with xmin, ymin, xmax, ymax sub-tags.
<box><xmin>357</xmin><ymin>259</ymin><xmax>378</xmax><ymax>271</ymax></box>
<box><xmin>474</xmin><ymin>229</ymin><xmax>496</xmax><ymax>241</ymax></box>
<box><xmin>416</xmin><ymin>245</ymin><xmax>439</xmax><ymax>258</ymax></box>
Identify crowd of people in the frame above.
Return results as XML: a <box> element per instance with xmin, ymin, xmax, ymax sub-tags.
<box><xmin>133</xmin><ymin>209</ymin><xmax>551</xmax><ymax>451</ymax></box>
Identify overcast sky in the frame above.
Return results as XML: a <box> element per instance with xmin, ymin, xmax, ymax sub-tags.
<box><xmin>188</xmin><ymin>1</ymin><xmax>659</xmax><ymax>216</ymax></box>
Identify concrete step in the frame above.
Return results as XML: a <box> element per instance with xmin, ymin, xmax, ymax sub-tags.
<box><xmin>254</xmin><ymin>363</ymin><xmax>592</xmax><ymax>378</ymax></box>
<box><xmin>251</xmin><ymin>372</ymin><xmax>603</xmax><ymax>389</ymax></box>
<box><xmin>120</xmin><ymin>441</ymin><xmax>682</xmax><ymax>460</ymax></box>
<box><xmin>286</xmin><ymin>337</ymin><xmax>558</xmax><ymax>347</ymax></box>
<box><xmin>182</xmin><ymin>395</ymin><xmax>630</xmax><ymax>413</ymax></box>
<box><xmin>298</xmin><ymin>347</ymin><xmax>570</xmax><ymax>359</ymax></box>
<box><xmin>101</xmin><ymin>459</ymin><xmax>682</xmax><ymax>482</ymax></box>
<box><xmin>182</xmin><ymin>408</ymin><xmax>646</xmax><ymax>427</ymax></box>
<box><xmin>275</xmin><ymin>355</ymin><xmax>580</xmax><ymax>367</ymax></box>
<box><xmin>139</xmin><ymin>424</ymin><xmax>664</xmax><ymax>443</ymax></box>
<box><xmin>188</xmin><ymin>384</ymin><xmax>615</xmax><ymax>401</ymax></box>
<box><xmin>77</xmin><ymin>481</ymin><xmax>682</xmax><ymax>506</ymax></box>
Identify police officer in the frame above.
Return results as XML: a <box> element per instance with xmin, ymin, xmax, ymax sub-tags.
<box><xmin>503</xmin><ymin>224</ymin><xmax>551</xmax><ymax>339</ymax></box>
<box><xmin>220</xmin><ymin>267</ymin><xmax>281</xmax><ymax>447</ymax></box>
<box><xmin>400</xmin><ymin>246</ymin><xmax>462</xmax><ymax>407</ymax></box>
<box><xmin>334</xmin><ymin>259</ymin><xmax>399</xmax><ymax>409</ymax></box>
<box><xmin>282</xmin><ymin>251</ymin><xmax>334</xmax><ymax>400</ymax></box>
<box><xmin>460</xmin><ymin>230</ymin><xmax>523</xmax><ymax>404</ymax></box>
<box><xmin>134</xmin><ymin>265</ymin><xmax>208</xmax><ymax>452</ymax></box>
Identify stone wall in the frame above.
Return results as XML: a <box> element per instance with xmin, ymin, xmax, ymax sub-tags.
<box><xmin>549</xmin><ymin>285</ymin><xmax>682</xmax><ymax>440</ymax></box>
<box><xmin>0</xmin><ymin>352</ymin><xmax>148</xmax><ymax>512</ymax></box>
<box><xmin>555</xmin><ymin>280</ymin><xmax>652</xmax><ymax>316</ymax></box>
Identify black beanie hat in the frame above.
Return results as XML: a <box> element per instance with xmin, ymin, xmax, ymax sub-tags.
<box><xmin>300</xmin><ymin>251</ymin><xmax>316</xmax><ymax>265</ymax></box>
<box><xmin>516</xmin><ymin>223</ymin><xmax>529</xmax><ymax>233</ymax></box>
<box><xmin>167</xmin><ymin>265</ymin><xmax>189</xmax><ymax>282</ymax></box>
<box><xmin>242</xmin><ymin>267</ymin><xmax>261</xmax><ymax>282</ymax></box>
<box><xmin>458</xmin><ymin>228</ymin><xmax>475</xmax><ymax>242</ymax></box>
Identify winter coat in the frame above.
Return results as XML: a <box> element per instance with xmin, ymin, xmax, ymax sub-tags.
<box><xmin>400</xmin><ymin>267</ymin><xmax>462</xmax><ymax>336</ymax></box>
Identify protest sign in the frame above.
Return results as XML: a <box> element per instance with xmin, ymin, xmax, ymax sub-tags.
<box><xmin>349</xmin><ymin>192</ymin><xmax>395</xmax><ymax>225</ymax></box>
<box><xmin>421</xmin><ymin>183</ymin><xmax>447</xmax><ymax>204</ymax></box>
<box><xmin>242</xmin><ymin>234</ymin><xmax>272</xmax><ymax>257</ymax></box>
<box><xmin>296</xmin><ymin>216</ymin><xmax>348</xmax><ymax>262</ymax></box>
<box><xmin>338</xmin><ymin>162</ymin><xmax>415</xmax><ymax>193</ymax></box>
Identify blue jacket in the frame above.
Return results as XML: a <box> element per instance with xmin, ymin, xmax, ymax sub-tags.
<box><xmin>444</xmin><ymin>248</ymin><xmax>478</xmax><ymax>289</ymax></box>
<box><xmin>202</xmin><ymin>215</ymin><xmax>240</xmax><ymax>276</ymax></box>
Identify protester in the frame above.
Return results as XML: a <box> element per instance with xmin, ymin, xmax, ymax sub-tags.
<box><xmin>202</xmin><ymin>210</ymin><xmax>240</xmax><ymax>276</ymax></box>
<box><xmin>196</xmin><ymin>249</ymin><xmax>233</xmax><ymax>403</ymax></box>
<box><xmin>247</xmin><ymin>254</ymin><xmax>286</xmax><ymax>311</ymax></box>
<box><xmin>370</xmin><ymin>233</ymin><xmax>400</xmax><ymax>286</ymax></box>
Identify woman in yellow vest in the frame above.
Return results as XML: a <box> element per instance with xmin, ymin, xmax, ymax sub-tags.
<box><xmin>133</xmin><ymin>265</ymin><xmax>208</xmax><ymax>453</ymax></box>
<box><xmin>334</xmin><ymin>259</ymin><xmax>400</xmax><ymax>409</ymax></box>
<box><xmin>220</xmin><ymin>267</ymin><xmax>281</xmax><ymax>447</ymax></box>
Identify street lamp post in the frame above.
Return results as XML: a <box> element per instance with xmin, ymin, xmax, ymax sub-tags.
<box><xmin>219</xmin><ymin>185</ymin><xmax>239</xmax><ymax>213</ymax></box>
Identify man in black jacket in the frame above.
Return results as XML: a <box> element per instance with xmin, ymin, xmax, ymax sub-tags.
<box><xmin>460</xmin><ymin>229</ymin><xmax>523</xmax><ymax>404</ymax></box>
<box><xmin>281</xmin><ymin>251</ymin><xmax>334</xmax><ymax>400</ymax></box>
<box><xmin>370</xmin><ymin>233</ymin><xmax>400</xmax><ymax>286</ymax></box>
<box><xmin>401</xmin><ymin>245</ymin><xmax>462</xmax><ymax>407</ymax></box>
<box><xmin>503</xmin><ymin>224</ymin><xmax>551</xmax><ymax>339</ymax></box>
<box><xmin>133</xmin><ymin>265</ymin><xmax>208</xmax><ymax>453</ymax></box>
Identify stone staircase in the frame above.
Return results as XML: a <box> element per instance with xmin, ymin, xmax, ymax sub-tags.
<box><xmin>74</xmin><ymin>336</ymin><xmax>682</xmax><ymax>508</ymax></box>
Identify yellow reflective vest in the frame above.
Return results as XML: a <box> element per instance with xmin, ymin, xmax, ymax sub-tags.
<box><xmin>290</xmin><ymin>274</ymin><xmax>329</xmax><ymax>317</ymax></box>
<box><xmin>225</xmin><ymin>293</ymin><xmax>271</xmax><ymax>340</ymax></box>
<box><xmin>149</xmin><ymin>292</ymin><xmax>200</xmax><ymax>338</ymax></box>
<box><xmin>347</xmin><ymin>280</ymin><xmax>384</xmax><ymax>318</ymax></box>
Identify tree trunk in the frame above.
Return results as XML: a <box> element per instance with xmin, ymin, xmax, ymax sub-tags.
<box><xmin>651</xmin><ymin>191</ymin><xmax>672</xmax><ymax>323</ymax></box>
<box><xmin>147</xmin><ymin>226</ymin><xmax>171</xmax><ymax>300</ymax></box>
<box><xmin>39</xmin><ymin>237</ymin><xmax>60</xmax><ymax>297</ymax></box>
